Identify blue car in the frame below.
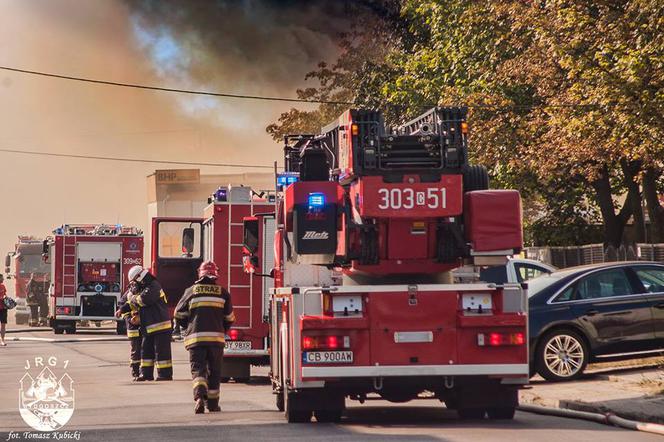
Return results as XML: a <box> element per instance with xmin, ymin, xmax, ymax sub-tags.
<box><xmin>527</xmin><ymin>262</ymin><xmax>664</xmax><ymax>381</ymax></box>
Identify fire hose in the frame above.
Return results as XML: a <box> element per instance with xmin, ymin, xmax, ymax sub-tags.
<box><xmin>518</xmin><ymin>403</ymin><xmax>664</xmax><ymax>436</ymax></box>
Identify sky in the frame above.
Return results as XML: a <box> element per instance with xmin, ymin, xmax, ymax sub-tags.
<box><xmin>0</xmin><ymin>0</ymin><xmax>348</xmax><ymax>269</ymax></box>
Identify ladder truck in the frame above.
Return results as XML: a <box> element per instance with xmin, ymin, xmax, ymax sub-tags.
<box><xmin>242</xmin><ymin>107</ymin><xmax>528</xmax><ymax>423</ymax></box>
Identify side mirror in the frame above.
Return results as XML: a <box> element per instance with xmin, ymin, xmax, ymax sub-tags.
<box><xmin>243</xmin><ymin>217</ymin><xmax>260</xmax><ymax>255</ymax></box>
<box><xmin>182</xmin><ymin>227</ymin><xmax>195</xmax><ymax>256</ymax></box>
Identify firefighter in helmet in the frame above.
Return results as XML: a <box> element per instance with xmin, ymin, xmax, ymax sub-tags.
<box><xmin>175</xmin><ymin>261</ymin><xmax>235</xmax><ymax>414</ymax></box>
<box><xmin>26</xmin><ymin>273</ymin><xmax>49</xmax><ymax>326</ymax></box>
<box><xmin>115</xmin><ymin>281</ymin><xmax>142</xmax><ymax>381</ymax></box>
<box><xmin>121</xmin><ymin>265</ymin><xmax>173</xmax><ymax>381</ymax></box>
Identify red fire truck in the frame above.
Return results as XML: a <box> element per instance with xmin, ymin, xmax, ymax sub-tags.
<box><xmin>45</xmin><ymin>224</ymin><xmax>144</xmax><ymax>334</ymax></box>
<box><xmin>4</xmin><ymin>236</ymin><xmax>49</xmax><ymax>325</ymax></box>
<box><xmin>242</xmin><ymin>107</ymin><xmax>528</xmax><ymax>423</ymax></box>
<box><xmin>151</xmin><ymin>186</ymin><xmax>274</xmax><ymax>381</ymax></box>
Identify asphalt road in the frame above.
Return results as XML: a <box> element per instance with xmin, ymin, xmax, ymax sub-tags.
<box><xmin>0</xmin><ymin>329</ymin><xmax>661</xmax><ymax>442</ymax></box>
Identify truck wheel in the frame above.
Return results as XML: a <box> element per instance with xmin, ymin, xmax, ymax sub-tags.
<box><xmin>487</xmin><ymin>407</ymin><xmax>515</xmax><ymax>420</ymax></box>
<box><xmin>276</xmin><ymin>392</ymin><xmax>285</xmax><ymax>412</ymax></box>
<box><xmin>315</xmin><ymin>409</ymin><xmax>342</xmax><ymax>423</ymax></box>
<box><xmin>54</xmin><ymin>328</ymin><xmax>64</xmax><ymax>335</ymax></box>
<box><xmin>65</xmin><ymin>322</ymin><xmax>77</xmax><ymax>334</ymax></box>
<box><xmin>285</xmin><ymin>392</ymin><xmax>312</xmax><ymax>423</ymax></box>
<box><xmin>536</xmin><ymin>329</ymin><xmax>588</xmax><ymax>382</ymax></box>
<box><xmin>463</xmin><ymin>164</ymin><xmax>489</xmax><ymax>192</ymax></box>
<box><xmin>457</xmin><ymin>408</ymin><xmax>485</xmax><ymax>420</ymax></box>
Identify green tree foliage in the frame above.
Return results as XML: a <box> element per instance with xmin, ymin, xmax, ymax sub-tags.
<box><xmin>267</xmin><ymin>0</ymin><xmax>664</xmax><ymax>246</ymax></box>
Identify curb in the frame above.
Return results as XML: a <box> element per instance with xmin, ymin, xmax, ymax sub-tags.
<box><xmin>8</xmin><ymin>336</ymin><xmax>128</xmax><ymax>343</ymax></box>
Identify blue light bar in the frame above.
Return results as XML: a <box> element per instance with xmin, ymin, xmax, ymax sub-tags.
<box><xmin>308</xmin><ymin>193</ymin><xmax>325</xmax><ymax>208</ymax></box>
<box><xmin>277</xmin><ymin>172</ymin><xmax>299</xmax><ymax>188</ymax></box>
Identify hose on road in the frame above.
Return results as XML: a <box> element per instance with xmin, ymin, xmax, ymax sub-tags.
<box><xmin>518</xmin><ymin>404</ymin><xmax>664</xmax><ymax>436</ymax></box>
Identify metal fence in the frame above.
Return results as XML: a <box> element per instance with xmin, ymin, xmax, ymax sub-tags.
<box><xmin>524</xmin><ymin>243</ymin><xmax>664</xmax><ymax>269</ymax></box>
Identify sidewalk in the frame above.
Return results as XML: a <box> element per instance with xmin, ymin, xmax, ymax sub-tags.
<box><xmin>521</xmin><ymin>357</ymin><xmax>664</xmax><ymax>424</ymax></box>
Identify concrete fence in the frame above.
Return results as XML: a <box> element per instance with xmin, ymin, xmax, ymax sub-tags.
<box><xmin>524</xmin><ymin>243</ymin><xmax>664</xmax><ymax>269</ymax></box>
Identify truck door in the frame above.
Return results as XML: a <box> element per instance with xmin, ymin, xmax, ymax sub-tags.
<box><xmin>151</xmin><ymin>218</ymin><xmax>204</xmax><ymax>315</ymax></box>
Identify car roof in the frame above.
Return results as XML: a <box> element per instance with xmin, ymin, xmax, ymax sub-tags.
<box><xmin>549</xmin><ymin>261</ymin><xmax>664</xmax><ymax>278</ymax></box>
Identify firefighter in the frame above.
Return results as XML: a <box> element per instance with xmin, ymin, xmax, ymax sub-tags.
<box><xmin>174</xmin><ymin>261</ymin><xmax>235</xmax><ymax>414</ymax></box>
<box><xmin>124</xmin><ymin>265</ymin><xmax>173</xmax><ymax>381</ymax></box>
<box><xmin>115</xmin><ymin>281</ymin><xmax>142</xmax><ymax>381</ymax></box>
<box><xmin>26</xmin><ymin>273</ymin><xmax>49</xmax><ymax>326</ymax></box>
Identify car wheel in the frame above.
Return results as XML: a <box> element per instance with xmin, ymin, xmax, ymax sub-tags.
<box><xmin>536</xmin><ymin>329</ymin><xmax>588</xmax><ymax>381</ymax></box>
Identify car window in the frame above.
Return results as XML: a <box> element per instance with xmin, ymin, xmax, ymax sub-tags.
<box><xmin>634</xmin><ymin>268</ymin><xmax>664</xmax><ymax>294</ymax></box>
<box><xmin>514</xmin><ymin>263</ymin><xmax>551</xmax><ymax>283</ymax></box>
<box><xmin>552</xmin><ymin>285</ymin><xmax>576</xmax><ymax>303</ymax></box>
<box><xmin>576</xmin><ymin>269</ymin><xmax>633</xmax><ymax>300</ymax></box>
<box><xmin>479</xmin><ymin>266</ymin><xmax>508</xmax><ymax>284</ymax></box>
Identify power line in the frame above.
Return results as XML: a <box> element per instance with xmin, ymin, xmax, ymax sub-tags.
<box><xmin>0</xmin><ymin>65</ymin><xmax>602</xmax><ymax>110</ymax></box>
<box><xmin>0</xmin><ymin>65</ymin><xmax>352</xmax><ymax>106</ymax></box>
<box><xmin>0</xmin><ymin>147</ymin><xmax>274</xmax><ymax>169</ymax></box>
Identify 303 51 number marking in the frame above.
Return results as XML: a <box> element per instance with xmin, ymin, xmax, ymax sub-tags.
<box><xmin>377</xmin><ymin>188</ymin><xmax>447</xmax><ymax>210</ymax></box>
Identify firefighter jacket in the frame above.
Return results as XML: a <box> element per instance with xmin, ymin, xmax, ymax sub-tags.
<box><xmin>121</xmin><ymin>276</ymin><xmax>171</xmax><ymax>335</ymax></box>
<box><xmin>174</xmin><ymin>277</ymin><xmax>235</xmax><ymax>350</ymax></box>
<box><xmin>26</xmin><ymin>278</ymin><xmax>48</xmax><ymax>305</ymax></box>
<box><xmin>118</xmin><ymin>287</ymin><xmax>141</xmax><ymax>339</ymax></box>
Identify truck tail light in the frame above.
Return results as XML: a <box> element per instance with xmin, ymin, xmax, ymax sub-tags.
<box><xmin>302</xmin><ymin>335</ymin><xmax>350</xmax><ymax>350</ymax></box>
<box><xmin>56</xmin><ymin>306</ymin><xmax>72</xmax><ymax>315</ymax></box>
<box><xmin>478</xmin><ymin>332</ymin><xmax>525</xmax><ymax>347</ymax></box>
<box><xmin>228</xmin><ymin>329</ymin><xmax>240</xmax><ymax>341</ymax></box>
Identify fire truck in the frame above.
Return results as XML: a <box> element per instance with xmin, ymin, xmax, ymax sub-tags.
<box><xmin>151</xmin><ymin>186</ymin><xmax>274</xmax><ymax>381</ymax></box>
<box><xmin>241</xmin><ymin>107</ymin><xmax>528</xmax><ymax>423</ymax></box>
<box><xmin>4</xmin><ymin>236</ymin><xmax>49</xmax><ymax>325</ymax></box>
<box><xmin>45</xmin><ymin>224</ymin><xmax>144</xmax><ymax>334</ymax></box>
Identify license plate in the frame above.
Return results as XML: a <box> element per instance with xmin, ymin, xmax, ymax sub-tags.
<box><xmin>302</xmin><ymin>351</ymin><xmax>353</xmax><ymax>364</ymax></box>
<box><xmin>225</xmin><ymin>341</ymin><xmax>251</xmax><ymax>351</ymax></box>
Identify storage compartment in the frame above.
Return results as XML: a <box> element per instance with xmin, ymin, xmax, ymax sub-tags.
<box><xmin>81</xmin><ymin>295</ymin><xmax>116</xmax><ymax>317</ymax></box>
<box><xmin>464</xmin><ymin>190</ymin><xmax>522</xmax><ymax>252</ymax></box>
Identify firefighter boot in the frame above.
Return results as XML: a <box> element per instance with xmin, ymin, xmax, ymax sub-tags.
<box><xmin>207</xmin><ymin>399</ymin><xmax>221</xmax><ymax>412</ymax></box>
<box><xmin>194</xmin><ymin>398</ymin><xmax>206</xmax><ymax>414</ymax></box>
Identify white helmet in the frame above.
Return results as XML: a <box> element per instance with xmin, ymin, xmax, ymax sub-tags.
<box><xmin>128</xmin><ymin>265</ymin><xmax>148</xmax><ymax>283</ymax></box>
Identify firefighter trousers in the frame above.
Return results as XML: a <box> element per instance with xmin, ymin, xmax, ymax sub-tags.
<box><xmin>129</xmin><ymin>336</ymin><xmax>142</xmax><ymax>378</ymax></box>
<box><xmin>189</xmin><ymin>345</ymin><xmax>223</xmax><ymax>407</ymax></box>
<box><xmin>140</xmin><ymin>332</ymin><xmax>173</xmax><ymax>380</ymax></box>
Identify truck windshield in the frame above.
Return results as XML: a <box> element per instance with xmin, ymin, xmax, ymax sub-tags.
<box><xmin>18</xmin><ymin>254</ymin><xmax>49</xmax><ymax>275</ymax></box>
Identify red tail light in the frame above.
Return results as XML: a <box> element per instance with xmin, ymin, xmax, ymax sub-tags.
<box><xmin>302</xmin><ymin>335</ymin><xmax>349</xmax><ymax>350</ymax></box>
<box><xmin>479</xmin><ymin>332</ymin><xmax>525</xmax><ymax>347</ymax></box>
<box><xmin>228</xmin><ymin>329</ymin><xmax>240</xmax><ymax>341</ymax></box>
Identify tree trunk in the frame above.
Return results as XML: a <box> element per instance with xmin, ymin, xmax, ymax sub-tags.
<box><xmin>621</xmin><ymin>160</ymin><xmax>645</xmax><ymax>242</ymax></box>
<box><xmin>591</xmin><ymin>164</ymin><xmax>634</xmax><ymax>248</ymax></box>
<box><xmin>643</xmin><ymin>167</ymin><xmax>664</xmax><ymax>243</ymax></box>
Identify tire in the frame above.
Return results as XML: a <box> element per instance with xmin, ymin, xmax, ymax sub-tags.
<box><xmin>285</xmin><ymin>392</ymin><xmax>312</xmax><ymax>423</ymax></box>
<box><xmin>457</xmin><ymin>408</ymin><xmax>486</xmax><ymax>420</ymax></box>
<box><xmin>487</xmin><ymin>407</ymin><xmax>516</xmax><ymax>420</ymax></box>
<box><xmin>463</xmin><ymin>164</ymin><xmax>489</xmax><ymax>192</ymax></box>
<box><xmin>536</xmin><ymin>329</ymin><xmax>589</xmax><ymax>382</ymax></box>
<box><xmin>315</xmin><ymin>409</ymin><xmax>342</xmax><ymax>423</ymax></box>
<box><xmin>54</xmin><ymin>328</ymin><xmax>64</xmax><ymax>335</ymax></box>
<box><xmin>276</xmin><ymin>391</ymin><xmax>285</xmax><ymax>412</ymax></box>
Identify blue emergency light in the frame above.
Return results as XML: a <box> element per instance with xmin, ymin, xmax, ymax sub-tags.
<box><xmin>308</xmin><ymin>193</ymin><xmax>325</xmax><ymax>208</ymax></box>
<box><xmin>277</xmin><ymin>172</ymin><xmax>300</xmax><ymax>188</ymax></box>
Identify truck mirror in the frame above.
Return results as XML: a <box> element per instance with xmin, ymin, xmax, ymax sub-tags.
<box><xmin>182</xmin><ymin>228</ymin><xmax>195</xmax><ymax>256</ymax></box>
<box><xmin>243</xmin><ymin>218</ymin><xmax>259</xmax><ymax>255</ymax></box>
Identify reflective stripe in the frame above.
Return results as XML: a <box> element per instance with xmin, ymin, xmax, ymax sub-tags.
<box><xmin>156</xmin><ymin>360</ymin><xmax>173</xmax><ymax>369</ymax></box>
<box><xmin>207</xmin><ymin>389</ymin><xmax>220</xmax><ymax>399</ymax></box>
<box><xmin>121</xmin><ymin>312</ymin><xmax>131</xmax><ymax>319</ymax></box>
<box><xmin>146</xmin><ymin>320</ymin><xmax>172</xmax><ymax>334</ymax></box>
<box><xmin>192</xmin><ymin>376</ymin><xmax>208</xmax><ymax>389</ymax></box>
<box><xmin>140</xmin><ymin>359</ymin><xmax>154</xmax><ymax>367</ymax></box>
<box><xmin>225</xmin><ymin>312</ymin><xmax>236</xmax><ymax>322</ymax></box>
<box><xmin>174</xmin><ymin>311</ymin><xmax>189</xmax><ymax>319</ymax></box>
<box><xmin>129</xmin><ymin>360</ymin><xmax>140</xmax><ymax>365</ymax></box>
<box><xmin>190</xmin><ymin>301</ymin><xmax>225</xmax><ymax>309</ymax></box>
<box><xmin>184</xmin><ymin>336</ymin><xmax>225</xmax><ymax>346</ymax></box>
<box><xmin>127</xmin><ymin>329</ymin><xmax>140</xmax><ymax>338</ymax></box>
<box><xmin>133</xmin><ymin>295</ymin><xmax>145</xmax><ymax>307</ymax></box>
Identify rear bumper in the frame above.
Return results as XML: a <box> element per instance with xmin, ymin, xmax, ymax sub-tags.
<box><xmin>302</xmin><ymin>363</ymin><xmax>529</xmax><ymax>379</ymax></box>
<box><xmin>224</xmin><ymin>349</ymin><xmax>269</xmax><ymax>357</ymax></box>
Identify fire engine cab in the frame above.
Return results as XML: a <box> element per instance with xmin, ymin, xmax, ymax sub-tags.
<box><xmin>45</xmin><ymin>224</ymin><xmax>144</xmax><ymax>334</ymax></box>
<box><xmin>242</xmin><ymin>107</ymin><xmax>528</xmax><ymax>423</ymax></box>
<box><xmin>151</xmin><ymin>186</ymin><xmax>274</xmax><ymax>381</ymax></box>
